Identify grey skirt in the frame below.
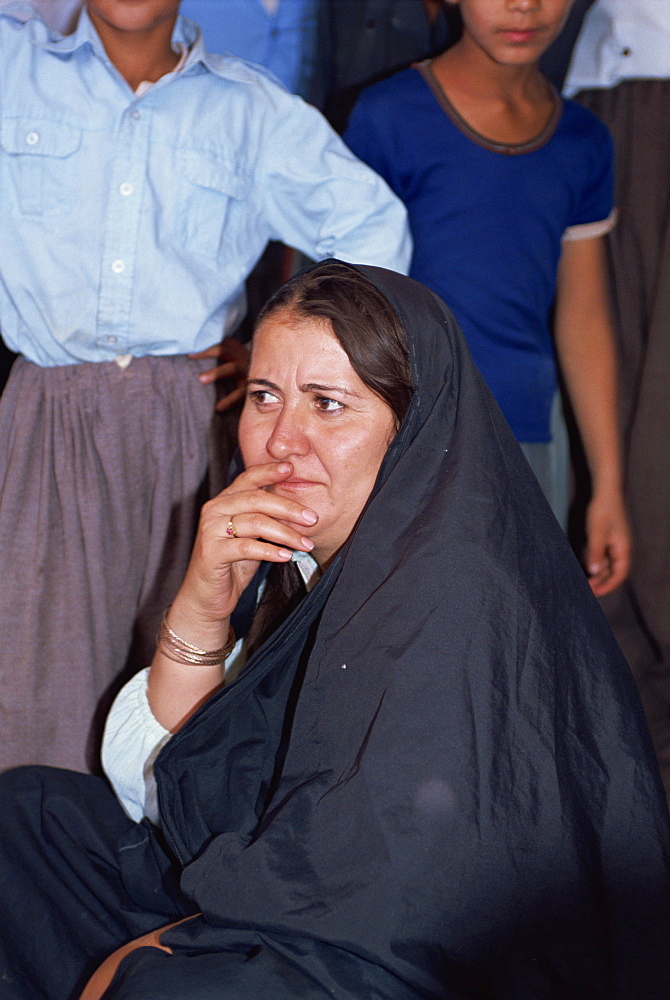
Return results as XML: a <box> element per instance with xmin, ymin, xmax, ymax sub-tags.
<box><xmin>0</xmin><ymin>354</ymin><xmax>222</xmax><ymax>773</ymax></box>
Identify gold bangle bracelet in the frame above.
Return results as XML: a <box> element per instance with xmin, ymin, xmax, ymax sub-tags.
<box><xmin>157</xmin><ymin>608</ymin><xmax>236</xmax><ymax>667</ymax></box>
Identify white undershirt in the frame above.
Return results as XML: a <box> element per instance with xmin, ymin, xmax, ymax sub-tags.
<box><xmin>102</xmin><ymin>550</ymin><xmax>321</xmax><ymax>824</ymax></box>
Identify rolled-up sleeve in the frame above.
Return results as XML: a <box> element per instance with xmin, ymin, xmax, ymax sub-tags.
<box><xmin>256</xmin><ymin>88</ymin><xmax>412</xmax><ymax>274</ymax></box>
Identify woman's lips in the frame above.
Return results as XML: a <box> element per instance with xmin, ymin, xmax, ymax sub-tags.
<box><xmin>276</xmin><ymin>479</ymin><xmax>321</xmax><ymax>490</ymax></box>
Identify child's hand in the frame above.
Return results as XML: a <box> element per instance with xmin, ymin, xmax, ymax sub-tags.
<box><xmin>190</xmin><ymin>339</ymin><xmax>250</xmax><ymax>411</ymax></box>
<box><xmin>584</xmin><ymin>489</ymin><xmax>631</xmax><ymax>597</ymax></box>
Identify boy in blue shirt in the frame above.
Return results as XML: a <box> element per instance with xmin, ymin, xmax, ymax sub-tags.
<box><xmin>345</xmin><ymin>0</ymin><xmax>629</xmax><ymax>599</ymax></box>
<box><xmin>0</xmin><ymin>0</ymin><xmax>410</xmax><ymax>773</ymax></box>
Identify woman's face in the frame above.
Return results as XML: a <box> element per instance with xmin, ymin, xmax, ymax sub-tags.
<box><xmin>239</xmin><ymin>308</ymin><xmax>397</xmax><ymax>567</ymax></box>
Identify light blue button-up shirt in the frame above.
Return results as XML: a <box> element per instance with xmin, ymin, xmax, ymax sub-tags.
<box><xmin>0</xmin><ymin>3</ymin><xmax>411</xmax><ymax>367</ymax></box>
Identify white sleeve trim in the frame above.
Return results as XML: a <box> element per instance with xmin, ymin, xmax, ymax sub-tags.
<box><xmin>562</xmin><ymin>207</ymin><xmax>618</xmax><ymax>242</ymax></box>
<box><xmin>101</xmin><ymin>667</ymin><xmax>171</xmax><ymax>824</ymax></box>
<box><xmin>102</xmin><ymin>635</ymin><xmax>248</xmax><ymax>824</ymax></box>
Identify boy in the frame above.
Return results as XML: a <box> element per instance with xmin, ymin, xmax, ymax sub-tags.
<box><xmin>345</xmin><ymin>0</ymin><xmax>629</xmax><ymax>599</ymax></box>
<box><xmin>0</xmin><ymin>0</ymin><xmax>411</xmax><ymax>772</ymax></box>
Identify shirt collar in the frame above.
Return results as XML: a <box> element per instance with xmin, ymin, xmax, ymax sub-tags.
<box><xmin>292</xmin><ymin>551</ymin><xmax>322</xmax><ymax>593</ymax></box>
<box><xmin>33</xmin><ymin>7</ymin><xmax>211</xmax><ymax>73</ymax></box>
<box><xmin>30</xmin><ymin>7</ymin><xmax>278</xmax><ymax>85</ymax></box>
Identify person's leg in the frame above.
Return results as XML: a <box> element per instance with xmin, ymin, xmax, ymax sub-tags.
<box><xmin>519</xmin><ymin>392</ymin><xmax>570</xmax><ymax>531</ymax></box>
<box><xmin>0</xmin><ymin>766</ymin><xmax>185</xmax><ymax>1000</ymax></box>
<box><xmin>101</xmin><ymin>948</ymin><xmax>317</xmax><ymax>1000</ymax></box>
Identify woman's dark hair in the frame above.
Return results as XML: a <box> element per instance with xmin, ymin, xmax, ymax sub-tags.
<box><xmin>256</xmin><ymin>261</ymin><xmax>414</xmax><ymax>430</ymax></box>
<box><xmin>246</xmin><ymin>262</ymin><xmax>414</xmax><ymax>657</ymax></box>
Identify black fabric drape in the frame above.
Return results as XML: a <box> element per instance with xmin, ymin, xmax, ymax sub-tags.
<box><xmin>151</xmin><ymin>266</ymin><xmax>670</xmax><ymax>997</ymax></box>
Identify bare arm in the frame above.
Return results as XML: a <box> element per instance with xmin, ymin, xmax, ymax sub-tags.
<box><xmin>554</xmin><ymin>235</ymin><xmax>630</xmax><ymax>596</ymax></box>
<box><xmin>147</xmin><ymin>461</ymin><xmax>318</xmax><ymax>731</ymax></box>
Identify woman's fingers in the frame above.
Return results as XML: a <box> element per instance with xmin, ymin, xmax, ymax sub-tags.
<box><xmin>204</xmin><ymin>535</ymin><xmax>295</xmax><ymax>567</ymax></box>
<box><xmin>181</xmin><ymin>461</ymin><xmax>319</xmax><ymax>620</ymax></box>
<box><xmin>204</xmin><ymin>464</ymin><xmax>319</xmax><ymax>533</ymax></box>
<box><xmin>172</xmin><ymin>462</ymin><xmax>319</xmax><ymax>631</ymax></box>
<box><xmin>212</xmin><ymin>511</ymin><xmax>315</xmax><ymax>554</ymax></box>
<box><xmin>227</xmin><ymin>460</ymin><xmax>295</xmax><ymax>493</ymax></box>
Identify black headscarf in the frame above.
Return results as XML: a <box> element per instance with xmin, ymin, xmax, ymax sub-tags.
<box><xmin>154</xmin><ymin>263</ymin><xmax>670</xmax><ymax>998</ymax></box>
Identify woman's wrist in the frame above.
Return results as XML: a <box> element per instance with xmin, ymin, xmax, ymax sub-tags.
<box><xmin>158</xmin><ymin>608</ymin><xmax>235</xmax><ymax>667</ymax></box>
<box><xmin>163</xmin><ymin>592</ymin><xmax>232</xmax><ymax>655</ymax></box>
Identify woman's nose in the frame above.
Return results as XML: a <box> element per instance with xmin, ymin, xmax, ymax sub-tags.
<box><xmin>265</xmin><ymin>409</ymin><xmax>310</xmax><ymax>459</ymax></box>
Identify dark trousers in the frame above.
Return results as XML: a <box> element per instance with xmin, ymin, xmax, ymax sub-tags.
<box><xmin>0</xmin><ymin>767</ymin><xmax>185</xmax><ymax>1000</ymax></box>
<box><xmin>0</xmin><ymin>768</ymin><xmax>330</xmax><ymax>1000</ymax></box>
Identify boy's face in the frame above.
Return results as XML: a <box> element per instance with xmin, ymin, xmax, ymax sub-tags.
<box><xmin>448</xmin><ymin>0</ymin><xmax>574</xmax><ymax>67</ymax></box>
<box><xmin>87</xmin><ymin>0</ymin><xmax>181</xmax><ymax>36</ymax></box>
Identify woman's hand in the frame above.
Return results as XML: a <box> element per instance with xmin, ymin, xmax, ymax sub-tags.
<box><xmin>147</xmin><ymin>461</ymin><xmax>318</xmax><ymax>732</ymax></box>
<box><xmin>171</xmin><ymin>461</ymin><xmax>317</xmax><ymax>639</ymax></box>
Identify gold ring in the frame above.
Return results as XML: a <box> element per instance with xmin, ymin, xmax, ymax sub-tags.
<box><xmin>226</xmin><ymin>517</ymin><xmax>237</xmax><ymax>538</ymax></box>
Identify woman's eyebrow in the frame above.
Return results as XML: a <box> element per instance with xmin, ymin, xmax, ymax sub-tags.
<box><xmin>246</xmin><ymin>378</ymin><xmax>278</xmax><ymax>389</ymax></box>
<box><xmin>302</xmin><ymin>382</ymin><xmax>363</xmax><ymax>398</ymax></box>
<box><xmin>246</xmin><ymin>378</ymin><xmax>363</xmax><ymax>399</ymax></box>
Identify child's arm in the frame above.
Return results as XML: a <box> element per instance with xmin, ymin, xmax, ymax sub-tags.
<box><xmin>554</xmin><ymin>234</ymin><xmax>630</xmax><ymax>597</ymax></box>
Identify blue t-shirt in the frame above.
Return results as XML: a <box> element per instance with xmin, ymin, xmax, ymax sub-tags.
<box><xmin>345</xmin><ymin>65</ymin><xmax>614</xmax><ymax>442</ymax></box>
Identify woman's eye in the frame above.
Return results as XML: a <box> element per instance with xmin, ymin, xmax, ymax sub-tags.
<box><xmin>248</xmin><ymin>389</ymin><xmax>279</xmax><ymax>406</ymax></box>
<box><xmin>315</xmin><ymin>396</ymin><xmax>345</xmax><ymax>413</ymax></box>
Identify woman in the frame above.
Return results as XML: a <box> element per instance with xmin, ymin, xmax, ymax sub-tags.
<box><xmin>0</xmin><ymin>261</ymin><xmax>668</xmax><ymax>1000</ymax></box>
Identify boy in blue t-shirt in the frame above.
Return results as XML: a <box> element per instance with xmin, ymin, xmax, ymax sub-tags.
<box><xmin>345</xmin><ymin>0</ymin><xmax>629</xmax><ymax>599</ymax></box>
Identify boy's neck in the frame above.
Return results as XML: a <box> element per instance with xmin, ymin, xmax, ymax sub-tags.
<box><xmin>430</xmin><ymin>43</ymin><xmax>554</xmax><ymax>146</ymax></box>
<box><xmin>88</xmin><ymin>11</ymin><xmax>181</xmax><ymax>91</ymax></box>
<box><xmin>434</xmin><ymin>36</ymin><xmax>544</xmax><ymax>101</ymax></box>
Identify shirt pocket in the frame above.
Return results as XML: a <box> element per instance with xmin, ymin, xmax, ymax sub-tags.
<box><xmin>1</xmin><ymin>117</ymin><xmax>82</xmax><ymax>217</ymax></box>
<box><xmin>176</xmin><ymin>150</ymin><xmax>252</xmax><ymax>262</ymax></box>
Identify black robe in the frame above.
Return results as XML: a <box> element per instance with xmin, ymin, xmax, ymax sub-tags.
<box><xmin>1</xmin><ymin>263</ymin><xmax>669</xmax><ymax>1000</ymax></box>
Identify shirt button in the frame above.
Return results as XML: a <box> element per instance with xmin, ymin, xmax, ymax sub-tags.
<box><xmin>25</xmin><ymin>131</ymin><xmax>40</xmax><ymax>145</ymax></box>
<box><xmin>111</xmin><ymin>259</ymin><xmax>125</xmax><ymax>274</ymax></box>
<box><xmin>105</xmin><ymin>336</ymin><xmax>118</xmax><ymax>345</ymax></box>
<box><xmin>131</xmin><ymin>110</ymin><xmax>141</xmax><ymax>120</ymax></box>
<box><xmin>622</xmin><ymin>47</ymin><xmax>631</xmax><ymax>56</ymax></box>
<box><xmin>119</xmin><ymin>182</ymin><xmax>134</xmax><ymax>196</ymax></box>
